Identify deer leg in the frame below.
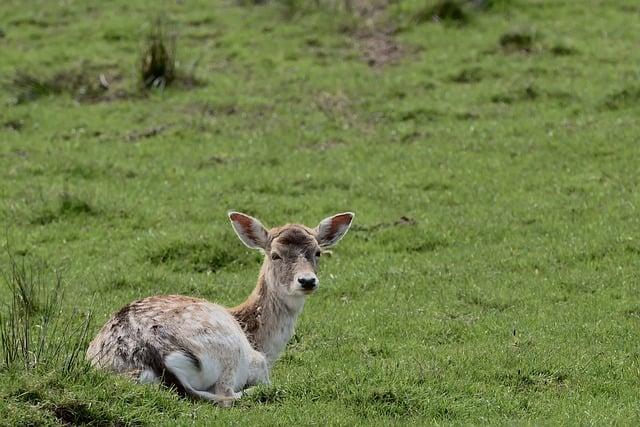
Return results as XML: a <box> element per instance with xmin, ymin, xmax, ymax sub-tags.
<box><xmin>163</xmin><ymin>351</ymin><xmax>231</xmax><ymax>403</ymax></box>
<box><xmin>212</xmin><ymin>382</ymin><xmax>240</xmax><ymax>407</ymax></box>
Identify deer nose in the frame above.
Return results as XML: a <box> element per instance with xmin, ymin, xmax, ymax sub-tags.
<box><xmin>298</xmin><ymin>276</ymin><xmax>317</xmax><ymax>290</ymax></box>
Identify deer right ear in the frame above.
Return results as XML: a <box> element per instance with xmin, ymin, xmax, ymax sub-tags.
<box><xmin>228</xmin><ymin>212</ymin><xmax>269</xmax><ymax>250</ymax></box>
<box><xmin>315</xmin><ymin>212</ymin><xmax>354</xmax><ymax>249</ymax></box>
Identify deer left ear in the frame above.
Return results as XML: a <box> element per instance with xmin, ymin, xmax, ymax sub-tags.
<box><xmin>315</xmin><ymin>212</ymin><xmax>354</xmax><ymax>249</ymax></box>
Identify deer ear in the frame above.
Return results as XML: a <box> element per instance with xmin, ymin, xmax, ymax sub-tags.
<box><xmin>315</xmin><ymin>212</ymin><xmax>354</xmax><ymax>249</ymax></box>
<box><xmin>228</xmin><ymin>212</ymin><xmax>269</xmax><ymax>250</ymax></box>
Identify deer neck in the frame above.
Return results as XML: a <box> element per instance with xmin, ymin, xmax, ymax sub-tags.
<box><xmin>229</xmin><ymin>266</ymin><xmax>305</xmax><ymax>365</ymax></box>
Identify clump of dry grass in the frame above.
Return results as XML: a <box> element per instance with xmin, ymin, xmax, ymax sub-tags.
<box><xmin>139</xmin><ymin>17</ymin><xmax>203</xmax><ymax>90</ymax></box>
<box><xmin>140</xmin><ymin>17</ymin><xmax>176</xmax><ymax>89</ymax></box>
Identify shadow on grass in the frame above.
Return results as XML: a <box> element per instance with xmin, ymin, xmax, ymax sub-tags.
<box><xmin>30</xmin><ymin>192</ymin><xmax>100</xmax><ymax>225</ymax></box>
<box><xmin>147</xmin><ymin>236</ymin><xmax>260</xmax><ymax>273</ymax></box>
<box><xmin>498</xmin><ymin>369</ymin><xmax>568</xmax><ymax>391</ymax></box>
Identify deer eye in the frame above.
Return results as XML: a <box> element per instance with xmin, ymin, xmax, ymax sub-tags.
<box><xmin>315</xmin><ymin>251</ymin><xmax>322</xmax><ymax>258</ymax></box>
<box><xmin>271</xmin><ymin>252</ymin><xmax>282</xmax><ymax>261</ymax></box>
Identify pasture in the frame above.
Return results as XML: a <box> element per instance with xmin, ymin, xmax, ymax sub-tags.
<box><xmin>1</xmin><ymin>0</ymin><xmax>640</xmax><ymax>424</ymax></box>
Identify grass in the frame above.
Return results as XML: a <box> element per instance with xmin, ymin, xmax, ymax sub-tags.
<box><xmin>0</xmin><ymin>253</ymin><xmax>90</xmax><ymax>372</ymax></box>
<box><xmin>1</xmin><ymin>0</ymin><xmax>640</xmax><ymax>424</ymax></box>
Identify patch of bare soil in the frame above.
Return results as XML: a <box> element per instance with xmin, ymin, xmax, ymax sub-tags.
<box><xmin>348</xmin><ymin>0</ymin><xmax>405</xmax><ymax>67</ymax></box>
<box><xmin>125</xmin><ymin>124</ymin><xmax>173</xmax><ymax>142</ymax></box>
<box><xmin>355</xmin><ymin>27</ymin><xmax>404</xmax><ymax>67</ymax></box>
<box><xmin>315</xmin><ymin>90</ymin><xmax>356</xmax><ymax>122</ymax></box>
<box><xmin>7</xmin><ymin>62</ymin><xmax>138</xmax><ymax>105</ymax></box>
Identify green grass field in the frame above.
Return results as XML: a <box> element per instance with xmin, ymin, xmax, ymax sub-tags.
<box><xmin>2</xmin><ymin>0</ymin><xmax>640</xmax><ymax>424</ymax></box>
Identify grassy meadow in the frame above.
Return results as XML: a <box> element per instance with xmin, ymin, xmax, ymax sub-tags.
<box><xmin>1</xmin><ymin>0</ymin><xmax>640</xmax><ymax>424</ymax></box>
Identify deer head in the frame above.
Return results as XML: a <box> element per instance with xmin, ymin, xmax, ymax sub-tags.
<box><xmin>228</xmin><ymin>211</ymin><xmax>354</xmax><ymax>300</ymax></box>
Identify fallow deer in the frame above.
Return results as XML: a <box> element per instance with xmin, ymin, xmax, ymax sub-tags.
<box><xmin>86</xmin><ymin>211</ymin><xmax>354</xmax><ymax>405</ymax></box>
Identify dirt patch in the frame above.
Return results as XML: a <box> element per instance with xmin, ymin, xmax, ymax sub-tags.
<box><xmin>125</xmin><ymin>124</ymin><xmax>173</xmax><ymax>142</ymax></box>
<box><xmin>345</xmin><ymin>0</ymin><xmax>406</xmax><ymax>67</ymax></box>
<box><xmin>355</xmin><ymin>27</ymin><xmax>404</xmax><ymax>67</ymax></box>
<box><xmin>315</xmin><ymin>90</ymin><xmax>359</xmax><ymax>126</ymax></box>
<box><xmin>6</xmin><ymin>63</ymin><xmax>135</xmax><ymax>105</ymax></box>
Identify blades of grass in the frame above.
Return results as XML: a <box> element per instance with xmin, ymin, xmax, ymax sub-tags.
<box><xmin>64</xmin><ymin>311</ymin><xmax>93</xmax><ymax>373</ymax></box>
<box><xmin>0</xmin><ymin>249</ymin><xmax>92</xmax><ymax>374</ymax></box>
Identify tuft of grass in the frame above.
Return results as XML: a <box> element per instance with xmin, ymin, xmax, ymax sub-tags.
<box><xmin>8</xmin><ymin>72</ymin><xmax>58</xmax><ymax>104</ymax></box>
<box><xmin>491</xmin><ymin>84</ymin><xmax>539</xmax><ymax>104</ymax></box>
<box><xmin>413</xmin><ymin>0</ymin><xmax>469</xmax><ymax>25</ymax></box>
<box><xmin>550</xmin><ymin>42</ymin><xmax>578</xmax><ymax>56</ymax></box>
<box><xmin>602</xmin><ymin>86</ymin><xmax>640</xmax><ymax>110</ymax></box>
<box><xmin>243</xmin><ymin>384</ymin><xmax>288</xmax><ymax>404</ymax></box>
<box><xmin>450</xmin><ymin>67</ymin><xmax>483</xmax><ymax>83</ymax></box>
<box><xmin>499</xmin><ymin>30</ymin><xmax>539</xmax><ymax>53</ymax></box>
<box><xmin>141</xmin><ymin>17</ymin><xmax>176</xmax><ymax>89</ymax></box>
<box><xmin>0</xmin><ymin>252</ymin><xmax>92</xmax><ymax>373</ymax></box>
<box><xmin>140</xmin><ymin>17</ymin><xmax>203</xmax><ymax>90</ymax></box>
<box><xmin>31</xmin><ymin>192</ymin><xmax>99</xmax><ymax>225</ymax></box>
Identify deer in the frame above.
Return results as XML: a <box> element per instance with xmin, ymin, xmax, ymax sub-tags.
<box><xmin>86</xmin><ymin>211</ymin><xmax>354</xmax><ymax>405</ymax></box>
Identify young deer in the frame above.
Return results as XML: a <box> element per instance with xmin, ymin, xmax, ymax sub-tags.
<box><xmin>86</xmin><ymin>211</ymin><xmax>354</xmax><ymax>405</ymax></box>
